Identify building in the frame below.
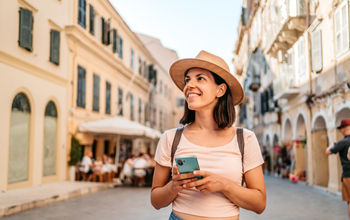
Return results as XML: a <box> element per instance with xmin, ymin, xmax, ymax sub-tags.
<box><xmin>137</xmin><ymin>33</ymin><xmax>183</xmax><ymax>132</ymax></box>
<box><xmin>234</xmin><ymin>0</ymin><xmax>350</xmax><ymax>194</ymax></box>
<box><xmin>0</xmin><ymin>0</ymin><xmax>180</xmax><ymax>191</ymax></box>
<box><xmin>0</xmin><ymin>0</ymin><xmax>70</xmax><ymax>191</ymax></box>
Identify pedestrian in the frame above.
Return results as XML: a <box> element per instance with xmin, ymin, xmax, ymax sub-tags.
<box><xmin>326</xmin><ymin>118</ymin><xmax>350</xmax><ymax>218</ymax></box>
<box><xmin>151</xmin><ymin>50</ymin><xmax>266</xmax><ymax>219</ymax></box>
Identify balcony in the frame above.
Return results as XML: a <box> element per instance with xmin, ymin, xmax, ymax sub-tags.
<box><xmin>273</xmin><ymin>74</ymin><xmax>299</xmax><ymax>100</ymax></box>
<box><xmin>263</xmin><ymin>0</ymin><xmax>307</xmax><ymax>57</ymax></box>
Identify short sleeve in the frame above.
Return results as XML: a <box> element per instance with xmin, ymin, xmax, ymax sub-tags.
<box><xmin>243</xmin><ymin>130</ymin><xmax>264</xmax><ymax>173</ymax></box>
<box><xmin>331</xmin><ymin>139</ymin><xmax>346</xmax><ymax>154</ymax></box>
<box><xmin>154</xmin><ymin>129</ymin><xmax>175</xmax><ymax>167</ymax></box>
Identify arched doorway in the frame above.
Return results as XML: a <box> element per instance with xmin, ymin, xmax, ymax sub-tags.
<box><xmin>294</xmin><ymin>115</ymin><xmax>307</xmax><ymax>180</ymax></box>
<box><xmin>311</xmin><ymin>116</ymin><xmax>329</xmax><ymax>187</ymax></box>
<box><xmin>8</xmin><ymin>93</ymin><xmax>31</xmax><ymax>184</ymax></box>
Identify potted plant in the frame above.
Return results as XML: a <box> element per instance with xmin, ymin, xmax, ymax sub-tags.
<box><xmin>68</xmin><ymin>136</ymin><xmax>82</xmax><ymax>181</ymax></box>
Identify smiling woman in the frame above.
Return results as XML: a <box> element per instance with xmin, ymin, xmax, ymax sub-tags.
<box><xmin>151</xmin><ymin>50</ymin><xmax>266</xmax><ymax>220</ymax></box>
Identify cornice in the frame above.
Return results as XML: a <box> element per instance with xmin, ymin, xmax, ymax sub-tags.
<box><xmin>0</xmin><ymin>50</ymin><xmax>68</xmax><ymax>87</ymax></box>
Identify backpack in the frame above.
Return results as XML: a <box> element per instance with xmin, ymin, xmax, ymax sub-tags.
<box><xmin>170</xmin><ymin>127</ymin><xmax>245</xmax><ymax>186</ymax></box>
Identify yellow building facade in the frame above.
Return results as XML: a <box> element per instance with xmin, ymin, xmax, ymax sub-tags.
<box><xmin>0</xmin><ymin>0</ymin><xmax>70</xmax><ymax>191</ymax></box>
<box><xmin>0</xmin><ymin>0</ymin><xmax>179</xmax><ymax>191</ymax></box>
<box><xmin>234</xmin><ymin>0</ymin><xmax>350</xmax><ymax>194</ymax></box>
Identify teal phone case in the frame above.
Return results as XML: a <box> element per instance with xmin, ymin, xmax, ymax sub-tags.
<box><xmin>175</xmin><ymin>156</ymin><xmax>202</xmax><ymax>179</ymax></box>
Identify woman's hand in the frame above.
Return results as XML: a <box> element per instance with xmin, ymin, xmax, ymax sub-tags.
<box><xmin>170</xmin><ymin>165</ymin><xmax>198</xmax><ymax>194</ymax></box>
<box><xmin>183</xmin><ymin>170</ymin><xmax>230</xmax><ymax>193</ymax></box>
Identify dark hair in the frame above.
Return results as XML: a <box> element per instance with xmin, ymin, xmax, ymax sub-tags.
<box><xmin>179</xmin><ymin>70</ymin><xmax>236</xmax><ymax>128</ymax></box>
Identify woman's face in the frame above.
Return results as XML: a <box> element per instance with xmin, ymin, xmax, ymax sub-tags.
<box><xmin>183</xmin><ymin>68</ymin><xmax>226</xmax><ymax>111</ymax></box>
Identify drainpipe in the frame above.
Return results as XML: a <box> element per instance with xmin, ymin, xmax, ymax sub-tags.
<box><xmin>306</xmin><ymin>0</ymin><xmax>314</xmax><ymax>185</ymax></box>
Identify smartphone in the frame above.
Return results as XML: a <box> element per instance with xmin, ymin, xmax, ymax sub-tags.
<box><xmin>175</xmin><ymin>156</ymin><xmax>202</xmax><ymax>179</ymax></box>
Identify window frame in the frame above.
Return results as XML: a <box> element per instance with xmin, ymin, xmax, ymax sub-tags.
<box><xmin>92</xmin><ymin>74</ymin><xmax>100</xmax><ymax>112</ymax></box>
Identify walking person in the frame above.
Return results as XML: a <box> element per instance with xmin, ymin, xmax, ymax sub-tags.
<box><xmin>326</xmin><ymin>119</ymin><xmax>350</xmax><ymax>218</ymax></box>
<box><xmin>151</xmin><ymin>51</ymin><xmax>266</xmax><ymax>219</ymax></box>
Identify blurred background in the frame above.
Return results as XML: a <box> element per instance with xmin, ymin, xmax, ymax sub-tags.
<box><xmin>0</xmin><ymin>0</ymin><xmax>349</xmax><ymax>219</ymax></box>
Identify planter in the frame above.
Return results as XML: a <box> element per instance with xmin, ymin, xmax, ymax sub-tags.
<box><xmin>69</xmin><ymin>166</ymin><xmax>76</xmax><ymax>181</ymax></box>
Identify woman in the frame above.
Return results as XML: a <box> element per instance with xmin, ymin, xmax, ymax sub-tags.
<box><xmin>151</xmin><ymin>51</ymin><xmax>266</xmax><ymax>220</ymax></box>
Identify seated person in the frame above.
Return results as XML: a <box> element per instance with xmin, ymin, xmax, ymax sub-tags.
<box><xmin>79</xmin><ymin>151</ymin><xmax>93</xmax><ymax>181</ymax></box>
<box><xmin>92</xmin><ymin>157</ymin><xmax>103</xmax><ymax>182</ymax></box>
<box><xmin>133</xmin><ymin>153</ymin><xmax>149</xmax><ymax>187</ymax></box>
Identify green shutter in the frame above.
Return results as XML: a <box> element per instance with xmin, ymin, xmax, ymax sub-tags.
<box><xmin>89</xmin><ymin>4</ymin><xmax>94</xmax><ymax>34</ymax></box>
<box><xmin>101</xmin><ymin>17</ymin><xmax>105</xmax><ymax>44</ymax></box>
<box><xmin>50</xmin><ymin>30</ymin><xmax>60</xmax><ymax>65</ymax></box>
<box><xmin>19</xmin><ymin>8</ymin><xmax>33</xmax><ymax>51</ymax></box>
<box><xmin>113</xmin><ymin>29</ymin><xmax>117</xmax><ymax>53</ymax></box>
<box><xmin>118</xmin><ymin>37</ymin><xmax>123</xmax><ymax>58</ymax></box>
<box><xmin>78</xmin><ymin>0</ymin><xmax>86</xmax><ymax>28</ymax></box>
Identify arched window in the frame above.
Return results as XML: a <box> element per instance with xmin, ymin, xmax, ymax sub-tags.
<box><xmin>8</xmin><ymin>93</ymin><xmax>31</xmax><ymax>184</ymax></box>
<box><xmin>43</xmin><ymin>101</ymin><xmax>58</xmax><ymax>176</ymax></box>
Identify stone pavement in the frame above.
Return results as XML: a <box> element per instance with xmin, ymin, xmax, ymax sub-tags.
<box><xmin>0</xmin><ymin>181</ymin><xmax>117</xmax><ymax>218</ymax></box>
<box><xmin>1</xmin><ymin>175</ymin><xmax>348</xmax><ymax>220</ymax></box>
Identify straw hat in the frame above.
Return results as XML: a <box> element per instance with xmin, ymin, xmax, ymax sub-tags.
<box><xmin>169</xmin><ymin>50</ymin><xmax>244</xmax><ymax>105</ymax></box>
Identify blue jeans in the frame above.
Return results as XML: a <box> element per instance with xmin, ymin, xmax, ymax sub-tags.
<box><xmin>169</xmin><ymin>212</ymin><xmax>183</xmax><ymax>220</ymax></box>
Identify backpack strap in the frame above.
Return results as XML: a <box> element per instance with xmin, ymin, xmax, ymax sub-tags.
<box><xmin>170</xmin><ymin>127</ymin><xmax>184</xmax><ymax>167</ymax></box>
<box><xmin>237</xmin><ymin>127</ymin><xmax>245</xmax><ymax>186</ymax></box>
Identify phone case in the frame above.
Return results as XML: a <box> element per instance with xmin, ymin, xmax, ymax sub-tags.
<box><xmin>175</xmin><ymin>156</ymin><xmax>202</xmax><ymax>179</ymax></box>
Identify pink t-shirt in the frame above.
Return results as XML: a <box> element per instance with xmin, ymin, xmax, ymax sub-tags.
<box><xmin>154</xmin><ymin>127</ymin><xmax>264</xmax><ymax>218</ymax></box>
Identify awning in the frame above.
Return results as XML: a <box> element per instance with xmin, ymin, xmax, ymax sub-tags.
<box><xmin>78</xmin><ymin>116</ymin><xmax>162</xmax><ymax>139</ymax></box>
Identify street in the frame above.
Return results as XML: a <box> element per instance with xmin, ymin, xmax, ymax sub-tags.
<box><xmin>1</xmin><ymin>176</ymin><xmax>347</xmax><ymax>220</ymax></box>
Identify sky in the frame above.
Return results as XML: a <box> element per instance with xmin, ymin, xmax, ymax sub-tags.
<box><xmin>110</xmin><ymin>0</ymin><xmax>242</xmax><ymax>72</ymax></box>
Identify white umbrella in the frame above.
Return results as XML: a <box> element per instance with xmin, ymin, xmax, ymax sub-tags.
<box><xmin>78</xmin><ymin>116</ymin><xmax>161</xmax><ymax>139</ymax></box>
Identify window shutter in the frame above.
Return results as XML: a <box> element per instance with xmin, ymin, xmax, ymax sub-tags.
<box><xmin>19</xmin><ymin>8</ymin><xmax>33</xmax><ymax>51</ymax></box>
<box><xmin>105</xmin><ymin>81</ymin><xmax>111</xmax><ymax>114</ymax></box>
<box><xmin>335</xmin><ymin>7</ymin><xmax>341</xmax><ymax>55</ymax></box>
<box><xmin>89</xmin><ymin>4</ymin><xmax>94</xmax><ymax>34</ymax></box>
<box><xmin>101</xmin><ymin>17</ymin><xmax>105</xmax><ymax>44</ymax></box>
<box><xmin>113</xmin><ymin>29</ymin><xmax>117</xmax><ymax>53</ymax></box>
<box><xmin>342</xmin><ymin>2</ymin><xmax>349</xmax><ymax>51</ymax></box>
<box><xmin>49</xmin><ymin>30</ymin><xmax>60</xmax><ymax>65</ymax></box>
<box><xmin>93</xmin><ymin>74</ymin><xmax>100</xmax><ymax>112</ymax></box>
<box><xmin>77</xmin><ymin>66</ymin><xmax>86</xmax><ymax>108</ymax></box>
<box><xmin>311</xmin><ymin>30</ymin><xmax>322</xmax><ymax>73</ymax></box>
<box><xmin>118</xmin><ymin>37</ymin><xmax>123</xmax><ymax>58</ymax></box>
<box><xmin>78</xmin><ymin>0</ymin><xmax>86</xmax><ymax>28</ymax></box>
<box><xmin>106</xmin><ymin>21</ymin><xmax>111</xmax><ymax>45</ymax></box>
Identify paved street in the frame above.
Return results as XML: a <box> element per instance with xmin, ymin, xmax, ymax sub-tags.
<box><xmin>1</xmin><ymin>176</ymin><xmax>347</xmax><ymax>220</ymax></box>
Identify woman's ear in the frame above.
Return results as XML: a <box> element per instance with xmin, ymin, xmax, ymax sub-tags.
<box><xmin>216</xmin><ymin>83</ymin><xmax>227</xmax><ymax>98</ymax></box>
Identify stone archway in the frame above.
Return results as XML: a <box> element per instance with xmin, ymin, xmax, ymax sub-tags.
<box><xmin>283</xmin><ymin>119</ymin><xmax>293</xmax><ymax>141</ymax></box>
<box><xmin>294</xmin><ymin>115</ymin><xmax>307</xmax><ymax>180</ymax></box>
<box><xmin>311</xmin><ymin>116</ymin><xmax>329</xmax><ymax>187</ymax></box>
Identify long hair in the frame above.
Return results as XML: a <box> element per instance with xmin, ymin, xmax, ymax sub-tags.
<box><xmin>179</xmin><ymin>70</ymin><xmax>236</xmax><ymax>128</ymax></box>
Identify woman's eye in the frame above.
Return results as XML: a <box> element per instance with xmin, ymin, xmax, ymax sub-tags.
<box><xmin>184</xmin><ymin>78</ymin><xmax>190</xmax><ymax>83</ymax></box>
<box><xmin>198</xmin><ymin>77</ymin><xmax>204</xmax><ymax>81</ymax></box>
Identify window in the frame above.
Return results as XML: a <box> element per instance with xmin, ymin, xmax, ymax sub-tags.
<box><xmin>113</xmin><ymin>29</ymin><xmax>117</xmax><ymax>53</ymax></box>
<box><xmin>335</xmin><ymin>0</ymin><xmax>349</xmax><ymax>56</ymax></box>
<box><xmin>138</xmin><ymin>57</ymin><xmax>142</xmax><ymax>75</ymax></box>
<box><xmin>78</xmin><ymin>0</ymin><xmax>86</xmax><ymax>28</ymax></box>
<box><xmin>138</xmin><ymin>98</ymin><xmax>142</xmax><ymax>123</ymax></box>
<box><xmin>311</xmin><ymin>29</ymin><xmax>323</xmax><ymax>73</ymax></box>
<box><xmin>118</xmin><ymin>37</ymin><xmax>123</xmax><ymax>58</ymax></box>
<box><xmin>130</xmin><ymin>49</ymin><xmax>134</xmax><ymax>69</ymax></box>
<box><xmin>93</xmin><ymin>74</ymin><xmax>100</xmax><ymax>112</ymax></box>
<box><xmin>43</xmin><ymin>101</ymin><xmax>58</xmax><ymax>177</ymax></box>
<box><xmin>118</xmin><ymin>88</ymin><xmax>123</xmax><ymax>115</ymax></box>
<box><xmin>177</xmin><ymin>97</ymin><xmax>185</xmax><ymax>108</ymax></box>
<box><xmin>77</xmin><ymin>66</ymin><xmax>86</xmax><ymax>108</ymax></box>
<box><xmin>49</xmin><ymin>30</ymin><xmax>60</xmax><ymax>65</ymax></box>
<box><xmin>9</xmin><ymin>93</ymin><xmax>31</xmax><ymax>184</ymax></box>
<box><xmin>295</xmin><ymin>37</ymin><xmax>306</xmax><ymax>80</ymax></box>
<box><xmin>130</xmin><ymin>93</ymin><xmax>134</xmax><ymax>120</ymax></box>
<box><xmin>19</xmin><ymin>8</ymin><xmax>33</xmax><ymax>51</ymax></box>
<box><xmin>105</xmin><ymin>81</ymin><xmax>111</xmax><ymax>114</ymax></box>
<box><xmin>89</xmin><ymin>4</ymin><xmax>94</xmax><ymax>35</ymax></box>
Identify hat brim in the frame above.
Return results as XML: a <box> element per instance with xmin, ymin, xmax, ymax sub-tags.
<box><xmin>337</xmin><ymin>124</ymin><xmax>348</xmax><ymax>129</ymax></box>
<box><xmin>169</xmin><ymin>58</ymin><xmax>244</xmax><ymax>105</ymax></box>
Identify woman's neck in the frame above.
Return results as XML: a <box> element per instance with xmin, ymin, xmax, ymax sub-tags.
<box><xmin>191</xmin><ymin>108</ymin><xmax>218</xmax><ymax>131</ymax></box>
